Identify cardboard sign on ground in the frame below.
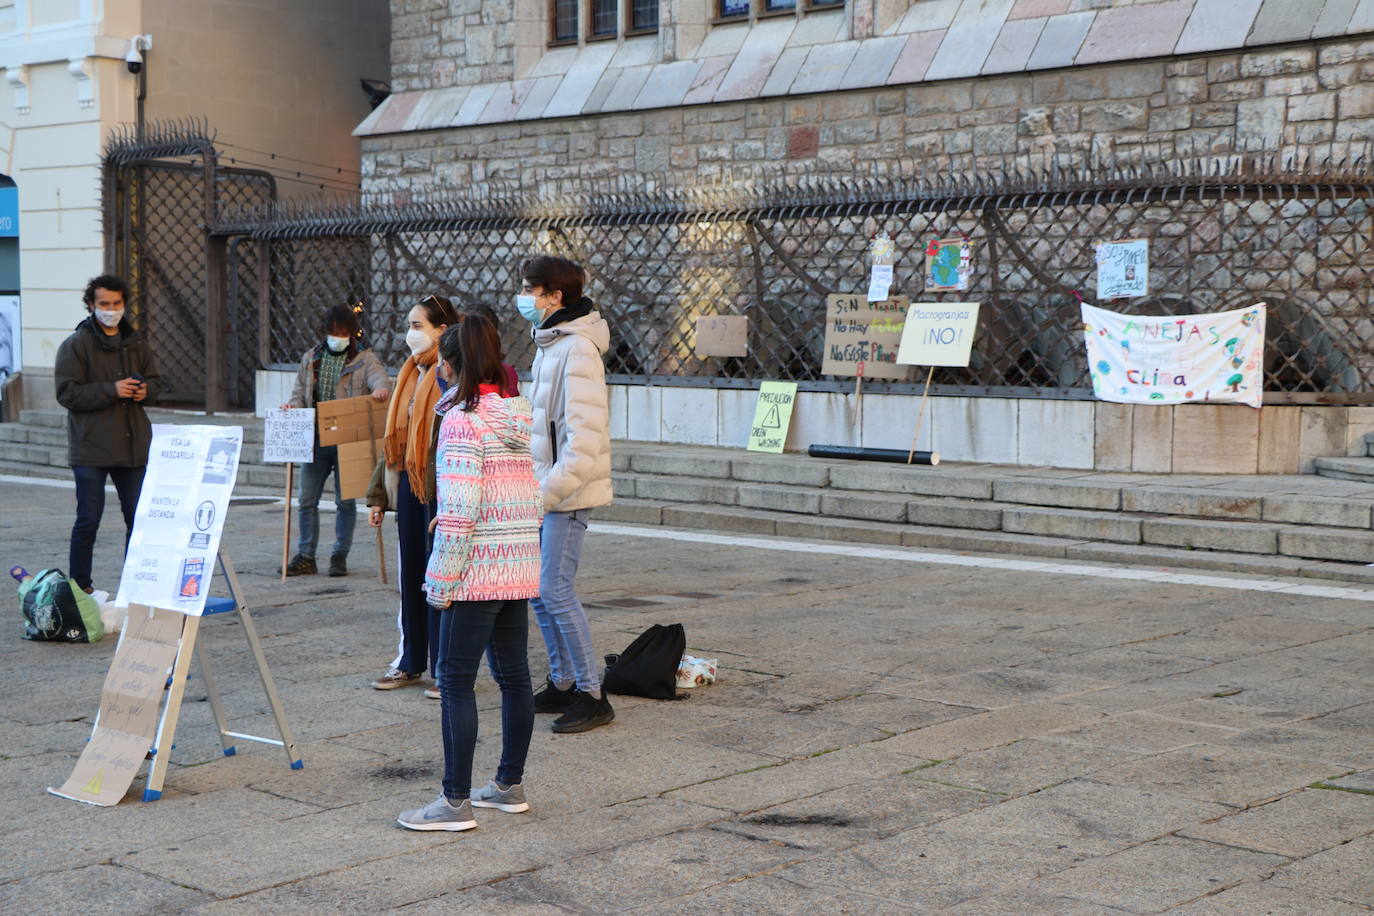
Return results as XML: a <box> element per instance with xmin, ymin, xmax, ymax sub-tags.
<box><xmin>822</xmin><ymin>294</ymin><xmax>911</xmax><ymax>380</ymax></box>
<box><xmin>49</xmin><ymin>605</ymin><xmax>185</xmax><ymax>806</ymax></box>
<box><xmin>747</xmin><ymin>381</ymin><xmax>798</xmax><ymax>453</ymax></box>
<box><xmin>694</xmin><ymin>315</ymin><xmax>748</xmax><ymax>358</ymax></box>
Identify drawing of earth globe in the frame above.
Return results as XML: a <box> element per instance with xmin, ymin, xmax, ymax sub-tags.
<box><xmin>1097</xmin><ymin>360</ymin><xmax>1111</xmax><ymax>375</ymax></box>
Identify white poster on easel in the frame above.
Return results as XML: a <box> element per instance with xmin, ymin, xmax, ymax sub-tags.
<box><xmin>116</xmin><ymin>425</ymin><xmax>242</xmax><ymax>616</ymax></box>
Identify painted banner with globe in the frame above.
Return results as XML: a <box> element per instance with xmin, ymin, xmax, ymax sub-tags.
<box><xmin>1081</xmin><ymin>302</ymin><xmax>1267</xmax><ymax>409</ymax></box>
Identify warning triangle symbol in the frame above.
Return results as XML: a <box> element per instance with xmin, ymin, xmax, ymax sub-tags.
<box><xmin>761</xmin><ymin>403</ymin><xmax>782</xmax><ymax>429</ymax></box>
<box><xmin>83</xmin><ymin>770</ymin><xmax>105</xmax><ymax>796</ymax></box>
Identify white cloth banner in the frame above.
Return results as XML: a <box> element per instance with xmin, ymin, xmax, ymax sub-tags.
<box><xmin>1082</xmin><ymin>302</ymin><xmax>1266</xmax><ymax>409</ymax></box>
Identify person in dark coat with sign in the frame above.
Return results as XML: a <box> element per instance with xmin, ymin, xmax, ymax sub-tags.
<box><xmin>280</xmin><ymin>304</ymin><xmax>390</xmax><ymax>577</ymax></box>
<box><xmin>53</xmin><ymin>274</ymin><xmax>162</xmax><ymax>594</ymax></box>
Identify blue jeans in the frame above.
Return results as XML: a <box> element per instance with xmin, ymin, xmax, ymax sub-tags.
<box><xmin>530</xmin><ymin>509</ymin><xmax>601</xmax><ymax>694</ymax></box>
<box><xmin>69</xmin><ymin>465</ymin><xmax>145</xmax><ymax>591</ymax></box>
<box><xmin>436</xmin><ymin>598</ymin><xmax>535</xmax><ymax>800</ymax></box>
<box><xmin>297</xmin><ymin>443</ymin><xmax>357</xmax><ymax>559</ymax></box>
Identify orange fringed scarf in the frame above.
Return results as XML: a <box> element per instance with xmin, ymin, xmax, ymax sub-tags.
<box><xmin>383</xmin><ymin>347</ymin><xmax>441</xmax><ymax>503</ymax></box>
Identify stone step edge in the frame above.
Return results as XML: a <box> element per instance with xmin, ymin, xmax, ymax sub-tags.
<box><xmin>592</xmin><ymin>499</ymin><xmax>1374</xmax><ymax>586</ymax></box>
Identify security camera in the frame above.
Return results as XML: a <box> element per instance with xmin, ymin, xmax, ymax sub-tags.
<box><xmin>126</xmin><ymin>34</ymin><xmax>151</xmax><ymax>75</ymax></box>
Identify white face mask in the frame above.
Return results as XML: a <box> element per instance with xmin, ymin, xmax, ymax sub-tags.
<box><xmin>405</xmin><ymin>328</ymin><xmax>433</xmax><ymax>356</ymax></box>
<box><xmin>94</xmin><ymin>308</ymin><xmax>124</xmax><ymax>328</ymax></box>
<box><xmin>326</xmin><ymin>335</ymin><xmax>350</xmax><ymax>353</ymax></box>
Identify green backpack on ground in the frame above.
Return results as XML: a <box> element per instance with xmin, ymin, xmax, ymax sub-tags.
<box><xmin>19</xmin><ymin>569</ymin><xmax>104</xmax><ymax>643</ymax></box>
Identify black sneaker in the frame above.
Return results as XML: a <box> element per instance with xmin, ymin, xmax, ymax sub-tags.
<box><xmin>551</xmin><ymin>690</ymin><xmax>614</xmax><ymax>734</ymax></box>
<box><xmin>328</xmin><ymin>554</ymin><xmax>347</xmax><ymax>577</ymax></box>
<box><xmin>533</xmin><ymin>676</ymin><xmax>575</xmax><ymax>714</ymax></box>
<box><xmin>282</xmin><ymin>554</ymin><xmax>317</xmax><ymax>576</ymax></box>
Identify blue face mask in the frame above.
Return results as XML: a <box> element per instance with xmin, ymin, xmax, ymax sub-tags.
<box><xmin>516</xmin><ymin>294</ymin><xmax>543</xmax><ymax>324</ymax></box>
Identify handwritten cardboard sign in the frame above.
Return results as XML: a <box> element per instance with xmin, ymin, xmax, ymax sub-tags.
<box><xmin>694</xmin><ymin>315</ymin><xmax>748</xmax><ymax>358</ymax></box>
<box><xmin>263</xmin><ymin>408</ymin><xmax>315</xmax><ymax>463</ymax></box>
<box><xmin>316</xmin><ymin>395</ymin><xmax>388</xmax><ymax>499</ymax></box>
<box><xmin>49</xmin><ymin>605</ymin><xmax>184</xmax><ymax>806</ymax></box>
<box><xmin>822</xmin><ymin>294</ymin><xmax>912</xmax><ymax>380</ymax></box>
<box><xmin>1096</xmin><ymin>238</ymin><xmax>1149</xmax><ymax>299</ymax></box>
<box><xmin>896</xmin><ymin>302</ymin><xmax>982</xmax><ymax>367</ymax></box>
<box><xmin>117</xmin><ymin>426</ymin><xmax>241</xmax><ymax>616</ymax></box>
<box><xmin>747</xmin><ymin>381</ymin><xmax>798</xmax><ymax>453</ymax></box>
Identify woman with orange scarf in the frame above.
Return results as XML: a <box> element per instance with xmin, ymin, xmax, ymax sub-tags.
<box><xmin>366</xmin><ymin>295</ymin><xmax>461</xmax><ymax>692</ymax></box>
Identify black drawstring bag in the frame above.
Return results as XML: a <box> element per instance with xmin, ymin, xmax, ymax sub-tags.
<box><xmin>603</xmin><ymin>623</ymin><xmax>686</xmax><ymax>700</ymax></box>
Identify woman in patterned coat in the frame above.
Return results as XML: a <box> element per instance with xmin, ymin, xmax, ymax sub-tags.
<box><xmin>398</xmin><ymin>313</ymin><xmax>542</xmax><ymax>832</ymax></box>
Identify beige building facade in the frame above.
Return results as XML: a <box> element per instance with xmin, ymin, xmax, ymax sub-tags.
<box><xmin>0</xmin><ymin>0</ymin><xmax>388</xmax><ymax>409</ymax></box>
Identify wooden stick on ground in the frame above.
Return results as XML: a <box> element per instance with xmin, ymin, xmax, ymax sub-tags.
<box><xmin>366</xmin><ymin>399</ymin><xmax>388</xmax><ymax>585</ymax></box>
<box><xmin>907</xmin><ymin>365</ymin><xmax>935</xmax><ymax>464</ymax></box>
<box><xmin>280</xmin><ymin>462</ymin><xmax>293</xmax><ymax>583</ymax></box>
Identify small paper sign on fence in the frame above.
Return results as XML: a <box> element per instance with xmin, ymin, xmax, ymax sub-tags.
<box><xmin>263</xmin><ymin>408</ymin><xmax>315</xmax><ymax>464</ymax></box>
<box><xmin>1096</xmin><ymin>239</ymin><xmax>1149</xmax><ymax>299</ymax></box>
<box><xmin>694</xmin><ymin>315</ymin><xmax>748</xmax><ymax>358</ymax></box>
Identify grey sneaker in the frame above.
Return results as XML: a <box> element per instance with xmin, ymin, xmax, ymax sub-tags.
<box><xmin>470</xmin><ymin>779</ymin><xmax>529</xmax><ymax>813</ymax></box>
<box><xmin>397</xmin><ymin>794</ymin><xmax>476</xmax><ymax>832</ymax></box>
<box><xmin>373</xmin><ymin>667</ymin><xmax>425</xmax><ymax>690</ymax></box>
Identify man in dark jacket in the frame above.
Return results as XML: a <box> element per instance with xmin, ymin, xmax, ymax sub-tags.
<box><xmin>53</xmin><ymin>274</ymin><xmax>161</xmax><ymax>593</ymax></box>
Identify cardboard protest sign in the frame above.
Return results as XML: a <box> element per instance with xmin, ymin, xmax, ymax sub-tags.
<box><xmin>1082</xmin><ymin>302</ymin><xmax>1267</xmax><ymax>408</ymax></box>
<box><xmin>897</xmin><ymin>302</ymin><xmax>982</xmax><ymax>367</ymax></box>
<box><xmin>1096</xmin><ymin>239</ymin><xmax>1149</xmax><ymax>299</ymax></box>
<box><xmin>49</xmin><ymin>605</ymin><xmax>184</xmax><ymax>806</ymax></box>
<box><xmin>263</xmin><ymin>408</ymin><xmax>315</xmax><ymax>463</ymax></box>
<box><xmin>747</xmin><ymin>382</ymin><xmax>798</xmax><ymax>453</ymax></box>
<box><xmin>925</xmin><ymin>238</ymin><xmax>973</xmax><ymax>291</ymax></box>
<box><xmin>117</xmin><ymin>426</ymin><xmax>241</xmax><ymax>615</ymax></box>
<box><xmin>822</xmin><ymin>294</ymin><xmax>911</xmax><ymax>380</ymax></box>
<box><xmin>316</xmin><ymin>395</ymin><xmax>388</xmax><ymax>500</ymax></box>
<box><xmin>694</xmin><ymin>315</ymin><xmax>748</xmax><ymax>358</ymax></box>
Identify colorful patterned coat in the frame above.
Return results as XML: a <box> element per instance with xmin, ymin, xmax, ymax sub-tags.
<box><xmin>424</xmin><ymin>386</ymin><xmax>543</xmax><ymax>604</ymax></box>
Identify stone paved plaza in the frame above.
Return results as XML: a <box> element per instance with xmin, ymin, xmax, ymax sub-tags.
<box><xmin>1</xmin><ymin>474</ymin><xmax>1372</xmax><ymax>913</ymax></box>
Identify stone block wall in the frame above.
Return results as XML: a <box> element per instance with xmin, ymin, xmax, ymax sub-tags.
<box><xmin>361</xmin><ymin>37</ymin><xmax>1369</xmax><ymax>200</ymax></box>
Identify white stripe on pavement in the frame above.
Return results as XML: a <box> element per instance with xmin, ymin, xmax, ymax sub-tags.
<box><xmin>590</xmin><ymin>522</ymin><xmax>1374</xmax><ymax>603</ymax></box>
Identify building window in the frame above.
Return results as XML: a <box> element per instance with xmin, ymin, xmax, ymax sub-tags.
<box><xmin>629</xmin><ymin>0</ymin><xmax>659</xmax><ymax>33</ymax></box>
<box><xmin>590</xmin><ymin>0</ymin><xmax>618</xmax><ymax>37</ymax></box>
<box><xmin>717</xmin><ymin>0</ymin><xmax>840</xmax><ymax>22</ymax></box>
<box><xmin>552</xmin><ymin>0</ymin><xmax>578</xmax><ymax>43</ymax></box>
<box><xmin>551</xmin><ymin>0</ymin><xmax>659</xmax><ymax>45</ymax></box>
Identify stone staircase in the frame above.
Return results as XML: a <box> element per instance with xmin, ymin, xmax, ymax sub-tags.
<box><xmin>7</xmin><ymin>410</ymin><xmax>1374</xmax><ymax>583</ymax></box>
<box><xmin>599</xmin><ymin>442</ymin><xmax>1374</xmax><ymax>584</ymax></box>
<box><xmin>1315</xmin><ymin>433</ymin><xmax>1374</xmax><ymax>484</ymax></box>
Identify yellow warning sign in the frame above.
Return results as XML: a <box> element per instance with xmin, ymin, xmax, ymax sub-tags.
<box><xmin>747</xmin><ymin>381</ymin><xmax>798</xmax><ymax>453</ymax></box>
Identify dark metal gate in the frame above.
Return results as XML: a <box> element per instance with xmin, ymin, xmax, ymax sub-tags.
<box><xmin>103</xmin><ymin>123</ymin><xmax>275</xmax><ymax>409</ymax></box>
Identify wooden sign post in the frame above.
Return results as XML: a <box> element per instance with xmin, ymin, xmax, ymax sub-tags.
<box><xmin>262</xmin><ymin>408</ymin><xmax>315</xmax><ymax>581</ymax></box>
<box><xmin>896</xmin><ymin>302</ymin><xmax>982</xmax><ymax>464</ymax></box>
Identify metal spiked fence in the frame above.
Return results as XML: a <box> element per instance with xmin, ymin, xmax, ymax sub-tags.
<box><xmin>108</xmin><ymin>122</ymin><xmax>1374</xmax><ymax>406</ymax></box>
